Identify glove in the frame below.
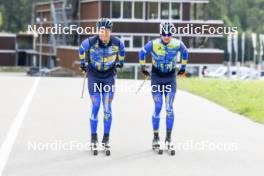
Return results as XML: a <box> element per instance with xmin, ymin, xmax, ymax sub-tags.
<box><xmin>141</xmin><ymin>65</ymin><xmax>150</xmax><ymax>77</ymax></box>
<box><xmin>115</xmin><ymin>62</ymin><xmax>123</xmax><ymax>69</ymax></box>
<box><xmin>177</xmin><ymin>69</ymin><xmax>185</xmax><ymax>76</ymax></box>
<box><xmin>177</xmin><ymin>65</ymin><xmax>186</xmax><ymax>76</ymax></box>
<box><xmin>80</xmin><ymin>60</ymin><xmax>87</xmax><ymax>73</ymax></box>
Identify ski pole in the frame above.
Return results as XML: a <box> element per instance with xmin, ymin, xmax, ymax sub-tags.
<box><xmin>136</xmin><ymin>75</ymin><xmax>149</xmax><ymax>94</ymax></box>
<box><xmin>81</xmin><ymin>72</ymin><xmax>86</xmax><ymax>99</ymax></box>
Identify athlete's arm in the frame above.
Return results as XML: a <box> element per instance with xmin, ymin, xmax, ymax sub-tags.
<box><xmin>79</xmin><ymin>38</ymin><xmax>90</xmax><ymax>64</ymax></box>
<box><xmin>179</xmin><ymin>41</ymin><xmax>189</xmax><ymax>70</ymax></box>
<box><xmin>138</xmin><ymin>41</ymin><xmax>152</xmax><ymax>66</ymax></box>
<box><xmin>138</xmin><ymin>41</ymin><xmax>152</xmax><ymax>76</ymax></box>
<box><xmin>118</xmin><ymin>40</ymin><xmax>125</xmax><ymax>65</ymax></box>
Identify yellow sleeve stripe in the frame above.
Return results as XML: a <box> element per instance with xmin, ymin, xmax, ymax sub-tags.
<box><xmin>139</xmin><ymin>60</ymin><xmax>146</xmax><ymax>65</ymax></box>
<box><xmin>181</xmin><ymin>60</ymin><xmax>188</xmax><ymax>64</ymax></box>
<box><xmin>79</xmin><ymin>54</ymin><xmax>86</xmax><ymax>59</ymax></box>
<box><xmin>118</xmin><ymin>55</ymin><xmax>125</xmax><ymax>61</ymax></box>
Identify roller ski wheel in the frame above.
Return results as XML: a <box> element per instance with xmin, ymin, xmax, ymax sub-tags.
<box><xmin>90</xmin><ymin>142</ymin><xmax>98</xmax><ymax>155</ymax></box>
<box><xmin>152</xmin><ymin>138</ymin><xmax>163</xmax><ymax>155</ymax></box>
<box><xmin>102</xmin><ymin>136</ymin><xmax>111</xmax><ymax>156</ymax></box>
<box><xmin>165</xmin><ymin>140</ymin><xmax>175</xmax><ymax>156</ymax></box>
<box><xmin>101</xmin><ymin>143</ymin><xmax>111</xmax><ymax>156</ymax></box>
<box><xmin>105</xmin><ymin>147</ymin><xmax>111</xmax><ymax>156</ymax></box>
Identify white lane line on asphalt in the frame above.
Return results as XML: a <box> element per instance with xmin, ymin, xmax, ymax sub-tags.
<box><xmin>0</xmin><ymin>77</ymin><xmax>40</xmax><ymax>176</ymax></box>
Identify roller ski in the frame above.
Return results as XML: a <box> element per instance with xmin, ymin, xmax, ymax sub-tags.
<box><xmin>101</xmin><ymin>135</ymin><xmax>111</xmax><ymax>156</ymax></box>
<box><xmin>90</xmin><ymin>134</ymin><xmax>99</xmax><ymax>155</ymax></box>
<box><xmin>165</xmin><ymin>139</ymin><xmax>175</xmax><ymax>156</ymax></box>
<box><xmin>164</xmin><ymin>131</ymin><xmax>175</xmax><ymax>155</ymax></box>
<box><xmin>152</xmin><ymin>134</ymin><xmax>163</xmax><ymax>155</ymax></box>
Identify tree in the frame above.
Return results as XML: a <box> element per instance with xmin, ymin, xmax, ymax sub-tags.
<box><xmin>197</xmin><ymin>0</ymin><xmax>264</xmax><ymax>34</ymax></box>
<box><xmin>0</xmin><ymin>0</ymin><xmax>31</xmax><ymax>32</ymax></box>
<box><xmin>0</xmin><ymin>12</ymin><xmax>2</xmax><ymax>30</ymax></box>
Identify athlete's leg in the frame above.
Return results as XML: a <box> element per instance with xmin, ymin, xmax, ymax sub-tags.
<box><xmin>164</xmin><ymin>79</ymin><xmax>176</xmax><ymax>140</ymax></box>
<box><xmin>89</xmin><ymin>93</ymin><xmax>101</xmax><ymax>134</ymax></box>
<box><xmin>88</xmin><ymin>75</ymin><xmax>101</xmax><ymax>135</ymax></box>
<box><xmin>151</xmin><ymin>74</ymin><xmax>163</xmax><ymax>133</ymax></box>
<box><xmin>151</xmin><ymin>91</ymin><xmax>163</xmax><ymax>132</ymax></box>
<box><xmin>164</xmin><ymin>91</ymin><xmax>175</xmax><ymax>131</ymax></box>
<box><xmin>102</xmin><ymin>91</ymin><xmax>114</xmax><ymax>135</ymax></box>
<box><xmin>102</xmin><ymin>76</ymin><xmax>115</xmax><ymax>137</ymax></box>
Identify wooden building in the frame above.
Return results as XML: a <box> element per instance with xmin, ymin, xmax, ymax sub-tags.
<box><xmin>0</xmin><ymin>33</ymin><xmax>16</xmax><ymax>66</ymax></box>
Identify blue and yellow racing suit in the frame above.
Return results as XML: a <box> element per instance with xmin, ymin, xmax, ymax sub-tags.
<box><xmin>79</xmin><ymin>35</ymin><xmax>125</xmax><ymax>135</ymax></box>
<box><xmin>139</xmin><ymin>37</ymin><xmax>188</xmax><ymax>133</ymax></box>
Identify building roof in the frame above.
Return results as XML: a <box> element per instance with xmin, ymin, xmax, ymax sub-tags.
<box><xmin>81</xmin><ymin>0</ymin><xmax>209</xmax><ymax>3</ymax></box>
<box><xmin>17</xmin><ymin>31</ymin><xmax>37</xmax><ymax>37</ymax></box>
<box><xmin>37</xmin><ymin>0</ymin><xmax>209</xmax><ymax>6</ymax></box>
<box><xmin>0</xmin><ymin>33</ymin><xmax>16</xmax><ymax>37</ymax></box>
<box><xmin>188</xmin><ymin>48</ymin><xmax>224</xmax><ymax>53</ymax></box>
<box><xmin>0</xmin><ymin>50</ymin><xmax>16</xmax><ymax>53</ymax></box>
<box><xmin>17</xmin><ymin>49</ymin><xmax>38</xmax><ymax>54</ymax></box>
<box><xmin>57</xmin><ymin>45</ymin><xmax>79</xmax><ymax>50</ymax></box>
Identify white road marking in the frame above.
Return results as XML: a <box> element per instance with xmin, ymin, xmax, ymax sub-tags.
<box><xmin>0</xmin><ymin>77</ymin><xmax>40</xmax><ymax>176</ymax></box>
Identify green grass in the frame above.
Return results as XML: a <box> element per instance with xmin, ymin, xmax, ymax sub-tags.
<box><xmin>178</xmin><ymin>78</ymin><xmax>264</xmax><ymax>124</ymax></box>
<box><xmin>0</xmin><ymin>66</ymin><xmax>28</xmax><ymax>72</ymax></box>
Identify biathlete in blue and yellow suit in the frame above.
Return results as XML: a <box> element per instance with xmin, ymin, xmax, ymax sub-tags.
<box><xmin>139</xmin><ymin>22</ymin><xmax>188</xmax><ymax>147</ymax></box>
<box><xmin>79</xmin><ymin>18</ymin><xmax>125</xmax><ymax>148</ymax></box>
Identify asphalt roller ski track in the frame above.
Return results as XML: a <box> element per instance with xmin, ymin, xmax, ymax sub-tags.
<box><xmin>0</xmin><ymin>75</ymin><xmax>264</xmax><ymax>176</ymax></box>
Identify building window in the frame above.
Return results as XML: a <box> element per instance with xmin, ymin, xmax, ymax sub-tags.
<box><xmin>147</xmin><ymin>36</ymin><xmax>159</xmax><ymax>42</ymax></box>
<box><xmin>148</xmin><ymin>2</ymin><xmax>158</xmax><ymax>19</ymax></box>
<box><xmin>171</xmin><ymin>3</ymin><xmax>180</xmax><ymax>20</ymax></box>
<box><xmin>133</xmin><ymin>36</ymin><xmax>143</xmax><ymax>48</ymax></box>
<box><xmin>112</xmin><ymin>1</ymin><xmax>121</xmax><ymax>18</ymax></box>
<box><xmin>124</xmin><ymin>40</ymin><xmax>130</xmax><ymax>48</ymax></box>
<box><xmin>160</xmin><ymin>3</ymin><xmax>169</xmax><ymax>19</ymax></box>
<box><xmin>121</xmin><ymin>36</ymin><xmax>132</xmax><ymax>49</ymax></box>
<box><xmin>123</xmin><ymin>2</ymin><xmax>132</xmax><ymax>18</ymax></box>
<box><xmin>134</xmin><ymin>2</ymin><xmax>143</xmax><ymax>19</ymax></box>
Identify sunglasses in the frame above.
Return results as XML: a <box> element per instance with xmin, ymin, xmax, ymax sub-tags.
<box><xmin>161</xmin><ymin>33</ymin><xmax>172</xmax><ymax>37</ymax></box>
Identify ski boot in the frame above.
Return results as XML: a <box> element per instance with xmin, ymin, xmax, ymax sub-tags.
<box><xmin>90</xmin><ymin>133</ymin><xmax>99</xmax><ymax>155</ymax></box>
<box><xmin>152</xmin><ymin>133</ymin><xmax>163</xmax><ymax>155</ymax></box>
<box><xmin>102</xmin><ymin>134</ymin><xmax>111</xmax><ymax>156</ymax></box>
<box><xmin>165</xmin><ymin>132</ymin><xmax>175</xmax><ymax>156</ymax></box>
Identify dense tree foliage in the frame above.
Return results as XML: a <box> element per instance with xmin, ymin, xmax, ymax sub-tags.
<box><xmin>0</xmin><ymin>0</ymin><xmax>263</xmax><ymax>33</ymax></box>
